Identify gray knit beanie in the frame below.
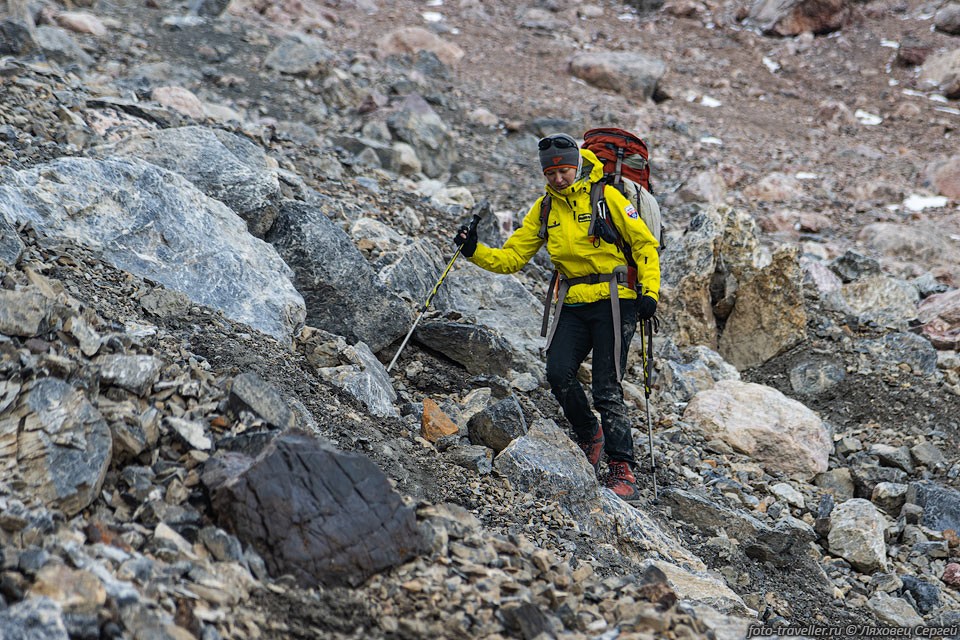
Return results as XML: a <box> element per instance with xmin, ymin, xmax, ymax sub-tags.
<box><xmin>538</xmin><ymin>133</ymin><xmax>581</xmax><ymax>173</ymax></box>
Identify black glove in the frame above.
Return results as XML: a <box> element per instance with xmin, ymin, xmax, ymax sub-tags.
<box><xmin>454</xmin><ymin>223</ymin><xmax>478</xmax><ymax>258</ymax></box>
<box><xmin>636</xmin><ymin>295</ymin><xmax>657</xmax><ymax>320</ymax></box>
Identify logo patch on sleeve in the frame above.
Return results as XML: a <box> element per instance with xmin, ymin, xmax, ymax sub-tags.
<box><xmin>625</xmin><ymin>204</ymin><xmax>639</xmax><ymax>220</ymax></box>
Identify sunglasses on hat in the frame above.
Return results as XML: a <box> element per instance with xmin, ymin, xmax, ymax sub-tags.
<box><xmin>538</xmin><ymin>135</ymin><xmax>578</xmax><ymax>150</ymax></box>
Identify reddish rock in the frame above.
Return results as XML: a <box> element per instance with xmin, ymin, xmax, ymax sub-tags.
<box><xmin>943</xmin><ymin>563</ymin><xmax>960</xmax><ymax>587</ymax></box>
<box><xmin>917</xmin><ymin>288</ymin><xmax>960</xmax><ymax>350</ymax></box>
<box><xmin>931</xmin><ymin>154</ymin><xmax>960</xmax><ymax>199</ymax></box>
<box><xmin>421</xmin><ymin>397</ymin><xmax>459</xmax><ymax>443</ymax></box>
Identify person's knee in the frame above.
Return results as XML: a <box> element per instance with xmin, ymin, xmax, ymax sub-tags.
<box><xmin>546</xmin><ymin>359</ymin><xmax>577</xmax><ymax>394</ymax></box>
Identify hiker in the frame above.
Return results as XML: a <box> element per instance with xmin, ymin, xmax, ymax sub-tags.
<box><xmin>453</xmin><ymin>133</ymin><xmax>660</xmax><ymax>501</ymax></box>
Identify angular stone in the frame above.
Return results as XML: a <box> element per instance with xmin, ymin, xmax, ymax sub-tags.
<box><xmin>0</xmin><ymin>288</ymin><xmax>56</xmax><ymax>337</ymax></box>
<box><xmin>414</xmin><ymin>321</ymin><xmax>513</xmax><ymax>376</ymax></box>
<box><xmin>789</xmin><ymin>359</ymin><xmax>845</xmax><ymax>395</ymax></box>
<box><xmin>857</xmin><ymin>222</ymin><xmax>960</xmax><ymax>292</ymax></box>
<box><xmin>421</xmin><ymin>398</ymin><xmax>458</xmax><ymax>443</ymax></box>
<box><xmin>906</xmin><ymin>482</ymin><xmax>960</xmax><ymax>533</ymax></box>
<box><xmin>0</xmin><ymin>213</ymin><xmax>24</xmax><ymax>268</ymax></box>
<box><xmin>96</xmin><ymin>354</ymin><xmax>164</xmax><ymax>397</ymax></box>
<box><xmin>836</xmin><ymin>274</ymin><xmax>919</xmax><ymax>328</ymax></box>
<box><xmin>827</xmin><ymin>498</ymin><xmax>889</xmax><ymax>572</ymax></box>
<box><xmin>224</xmin><ymin>371</ymin><xmax>294</xmax><ymax>429</ymax></box>
<box><xmin>567</xmin><ymin>51</ymin><xmax>666</xmax><ymax>100</ymax></box>
<box><xmin>468</xmin><ymin>396</ymin><xmax>527</xmax><ymax>453</ymax></box>
<box><xmin>871</xmin><ymin>482</ymin><xmax>909</xmax><ymax>516</ymax></box>
<box><xmin>719</xmin><ymin>246</ymin><xmax>806</xmax><ymax>370</ymax></box>
<box><xmin>866</xmin><ymin>592</ymin><xmax>923</xmax><ymax>627</ymax></box>
<box><xmin>494</xmin><ymin>419</ymin><xmax>599</xmax><ymax>516</ymax></box>
<box><xmin>198</xmin><ymin>526</ymin><xmax>244</xmax><ymax>563</ymax></box>
<box><xmin>0</xmin><ymin>157</ymin><xmax>304</xmax><ymax>341</ymax></box>
<box><xmin>264</xmin><ymin>35</ymin><xmax>335</xmax><ymax>76</ymax></box>
<box><xmin>1</xmin><ymin>378</ymin><xmax>111</xmax><ymax>516</ymax></box>
<box><xmin>165</xmin><ymin>416</ymin><xmax>212</xmax><ymax>451</ymax></box>
<box><xmin>316</xmin><ymin>340</ymin><xmax>397</xmax><ymax>418</ymax></box>
<box><xmin>639</xmin><ymin>559</ymin><xmax>752</xmax><ymax>616</ymax></box>
<box><xmin>265</xmin><ymin>200</ymin><xmax>410</xmax><ymax>353</ymax></box>
<box><xmin>747</xmin><ymin>0</ymin><xmax>852</xmax><ymax>36</ymax></box>
<box><xmin>443</xmin><ymin>445</ymin><xmax>492</xmax><ymax>474</ymax></box>
<box><xmin>911</xmin><ymin>442</ymin><xmax>946</xmax><ymax>469</ymax></box>
<box><xmin>828</xmin><ymin>250</ymin><xmax>882</xmax><ymax>283</ymax></box>
<box><xmin>205</xmin><ymin>431</ymin><xmax>421</xmax><ymax>588</ymax></box>
<box><xmin>683</xmin><ymin>380</ymin><xmax>831</xmax><ymax>479</ymax></box>
<box><xmin>871</xmin><ymin>444</ymin><xmax>914</xmax><ymax>474</ymax></box>
<box><xmin>900</xmin><ymin>575</ymin><xmax>941</xmax><ymax>615</ymax></box>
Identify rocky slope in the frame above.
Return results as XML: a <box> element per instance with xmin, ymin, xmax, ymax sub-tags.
<box><xmin>2</xmin><ymin>0</ymin><xmax>960</xmax><ymax>639</ymax></box>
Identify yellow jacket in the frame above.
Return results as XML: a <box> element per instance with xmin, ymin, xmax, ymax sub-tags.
<box><xmin>469</xmin><ymin>148</ymin><xmax>660</xmax><ymax>304</ymax></box>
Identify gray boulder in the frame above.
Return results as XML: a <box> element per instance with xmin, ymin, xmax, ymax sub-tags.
<box><xmin>415</xmin><ymin>321</ymin><xmax>513</xmax><ymax>376</ymax></box>
<box><xmin>567</xmin><ymin>51</ymin><xmax>666</xmax><ymax>100</ymax></box>
<box><xmin>906</xmin><ymin>482</ymin><xmax>960</xmax><ymax>533</ymax></box>
<box><xmin>265</xmin><ymin>200</ymin><xmax>411</xmax><ymax>353</ymax></box>
<box><xmin>0</xmin><ymin>157</ymin><xmax>305</xmax><ymax>341</ymax></box>
<box><xmin>93</xmin><ymin>126</ymin><xmax>282</xmax><ymax>237</ymax></box>
<box><xmin>35</xmin><ymin>25</ymin><xmax>94</xmax><ymax>67</ymax></box>
<box><xmin>386</xmin><ymin>95</ymin><xmax>457</xmax><ymax>179</ymax></box>
<box><xmin>204</xmin><ymin>431</ymin><xmax>421</xmax><ymax>588</ymax></box>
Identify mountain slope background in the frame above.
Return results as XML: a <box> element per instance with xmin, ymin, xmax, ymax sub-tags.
<box><xmin>2</xmin><ymin>0</ymin><xmax>960</xmax><ymax>638</ymax></box>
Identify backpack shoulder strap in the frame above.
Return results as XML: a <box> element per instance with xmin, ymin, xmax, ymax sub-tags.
<box><xmin>538</xmin><ymin>194</ymin><xmax>552</xmax><ymax>240</ymax></box>
<box><xmin>593</xmin><ymin>180</ymin><xmax>637</xmax><ymax>269</ymax></box>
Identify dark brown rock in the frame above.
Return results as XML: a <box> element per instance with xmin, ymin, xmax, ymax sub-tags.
<box><xmin>207</xmin><ymin>430</ymin><xmax>421</xmax><ymax>588</ymax></box>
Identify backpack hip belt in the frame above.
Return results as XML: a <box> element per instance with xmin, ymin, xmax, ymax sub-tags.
<box><xmin>541</xmin><ymin>265</ymin><xmax>634</xmax><ymax>381</ymax></box>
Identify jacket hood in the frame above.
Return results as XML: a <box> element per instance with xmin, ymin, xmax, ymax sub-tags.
<box><xmin>545</xmin><ymin>148</ymin><xmax>605</xmax><ymax>198</ymax></box>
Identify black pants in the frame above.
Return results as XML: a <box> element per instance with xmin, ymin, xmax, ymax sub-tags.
<box><xmin>545</xmin><ymin>298</ymin><xmax>637</xmax><ymax>465</ymax></box>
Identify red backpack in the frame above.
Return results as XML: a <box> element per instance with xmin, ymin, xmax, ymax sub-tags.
<box><xmin>582</xmin><ymin>127</ymin><xmax>651</xmax><ymax>193</ymax></box>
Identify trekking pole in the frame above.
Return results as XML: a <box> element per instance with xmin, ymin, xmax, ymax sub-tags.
<box><xmin>640</xmin><ymin>317</ymin><xmax>659</xmax><ymax>503</ymax></box>
<box><xmin>386</xmin><ymin>211</ymin><xmax>483</xmax><ymax>373</ymax></box>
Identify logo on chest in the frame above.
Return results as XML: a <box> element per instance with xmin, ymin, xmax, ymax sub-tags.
<box><xmin>577</xmin><ymin>213</ymin><xmax>592</xmax><ymax>224</ymax></box>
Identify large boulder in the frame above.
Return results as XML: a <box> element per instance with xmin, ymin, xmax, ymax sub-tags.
<box><xmin>376</xmin><ymin>27</ymin><xmax>464</xmax><ymax>66</ymax></box>
<box><xmin>827</xmin><ymin>499</ymin><xmax>889</xmax><ymax>573</ymax></box>
<box><xmin>442</xmin><ymin>261</ymin><xmax>545</xmax><ymax>377</ymax></box>
<box><xmin>386</xmin><ymin>95</ymin><xmax>458</xmax><ymax>179</ymax></box>
<box><xmin>567</xmin><ymin>51</ymin><xmax>666</xmax><ymax>101</ymax></box>
<box><xmin>682</xmin><ymin>380</ymin><xmax>831</xmax><ymax>479</ymax></box>
<box><xmin>414</xmin><ymin>321</ymin><xmax>513</xmax><ymax>376</ymax></box>
<box><xmin>0</xmin><ymin>378</ymin><xmax>112</xmax><ymax>517</ymax></box>
<box><xmin>265</xmin><ymin>200</ymin><xmax>411</xmax><ymax>354</ymax></box>
<box><xmin>204</xmin><ymin>431</ymin><xmax>421</xmax><ymax>588</ymax></box>
<box><xmin>93</xmin><ymin>126</ymin><xmax>282</xmax><ymax>237</ymax></box>
<box><xmin>747</xmin><ymin>0</ymin><xmax>852</xmax><ymax>36</ymax></box>
<box><xmin>857</xmin><ymin>220</ymin><xmax>960</xmax><ymax>287</ymax></box>
<box><xmin>718</xmin><ymin>246</ymin><xmax>806</xmax><ymax>370</ymax></box>
<box><xmin>0</xmin><ymin>157</ymin><xmax>305</xmax><ymax>341</ymax></box>
<box><xmin>906</xmin><ymin>482</ymin><xmax>960</xmax><ymax>533</ymax></box>
<box><xmin>659</xmin><ymin>209</ymin><xmax>723</xmax><ymax>349</ymax></box>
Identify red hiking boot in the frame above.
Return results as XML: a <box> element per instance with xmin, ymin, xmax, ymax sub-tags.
<box><xmin>606</xmin><ymin>461</ymin><xmax>638</xmax><ymax>501</ymax></box>
<box><xmin>577</xmin><ymin>424</ymin><xmax>604</xmax><ymax>472</ymax></box>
